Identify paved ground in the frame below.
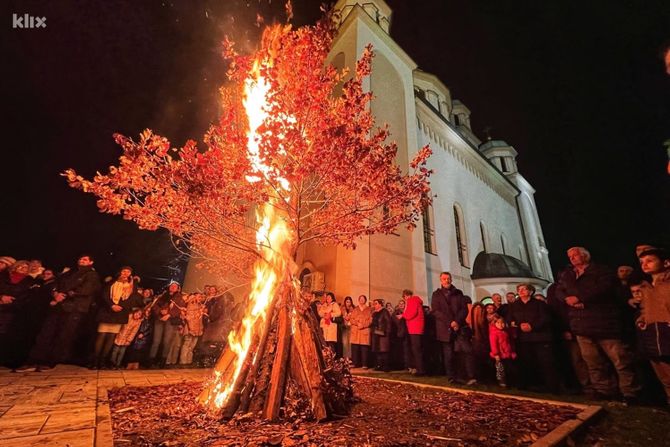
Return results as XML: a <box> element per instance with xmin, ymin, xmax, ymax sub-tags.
<box><xmin>0</xmin><ymin>365</ymin><xmax>210</xmax><ymax>447</ymax></box>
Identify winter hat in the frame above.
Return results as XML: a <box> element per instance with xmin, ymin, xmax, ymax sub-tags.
<box><xmin>480</xmin><ymin>297</ymin><xmax>495</xmax><ymax>307</ymax></box>
<box><xmin>0</xmin><ymin>256</ymin><xmax>16</xmax><ymax>267</ymax></box>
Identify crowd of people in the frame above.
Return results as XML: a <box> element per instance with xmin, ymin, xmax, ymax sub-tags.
<box><xmin>310</xmin><ymin>244</ymin><xmax>670</xmax><ymax>407</ymax></box>
<box><xmin>0</xmin><ymin>254</ymin><xmax>244</xmax><ymax>372</ymax></box>
<box><xmin>0</xmin><ymin>243</ymin><xmax>668</xmax><ymax>408</ymax></box>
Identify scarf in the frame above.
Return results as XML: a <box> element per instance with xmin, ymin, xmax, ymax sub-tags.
<box><xmin>110</xmin><ymin>280</ymin><xmax>132</xmax><ymax>305</ymax></box>
<box><xmin>9</xmin><ymin>272</ymin><xmax>27</xmax><ymax>284</ymax></box>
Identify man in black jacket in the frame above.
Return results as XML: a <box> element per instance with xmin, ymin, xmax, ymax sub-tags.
<box><xmin>555</xmin><ymin>246</ymin><xmax>639</xmax><ymax>402</ymax></box>
<box><xmin>21</xmin><ymin>255</ymin><xmax>101</xmax><ymax>370</ymax></box>
<box><xmin>431</xmin><ymin>272</ymin><xmax>476</xmax><ymax>385</ymax></box>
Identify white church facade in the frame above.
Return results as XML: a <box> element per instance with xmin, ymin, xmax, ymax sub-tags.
<box><xmin>185</xmin><ymin>0</ymin><xmax>553</xmax><ymax>305</ymax></box>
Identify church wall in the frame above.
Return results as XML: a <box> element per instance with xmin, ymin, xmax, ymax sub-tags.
<box><xmin>184</xmin><ymin>2</ymin><xmax>552</xmax><ymax>307</ymax></box>
<box><xmin>367</xmin><ymin>51</ymin><xmax>414</xmax><ymax>307</ymax></box>
<box><xmin>318</xmin><ymin>9</ymin><xmax>429</xmax><ymax>306</ymax></box>
<box><xmin>417</xmin><ymin>123</ymin><xmax>526</xmax><ymax>303</ymax></box>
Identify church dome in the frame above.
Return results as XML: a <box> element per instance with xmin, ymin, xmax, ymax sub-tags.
<box><xmin>471</xmin><ymin>252</ymin><xmax>536</xmax><ymax>280</ymax></box>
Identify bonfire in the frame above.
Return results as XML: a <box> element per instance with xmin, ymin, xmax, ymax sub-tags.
<box><xmin>64</xmin><ymin>7</ymin><xmax>432</xmax><ymax>421</ymax></box>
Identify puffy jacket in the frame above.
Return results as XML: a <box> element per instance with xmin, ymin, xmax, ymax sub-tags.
<box><xmin>402</xmin><ymin>295</ymin><xmax>425</xmax><ymax>335</ymax></box>
<box><xmin>554</xmin><ymin>263</ymin><xmax>623</xmax><ymax>339</ymax></box>
<box><xmin>489</xmin><ymin>324</ymin><xmax>516</xmax><ymax>360</ymax></box>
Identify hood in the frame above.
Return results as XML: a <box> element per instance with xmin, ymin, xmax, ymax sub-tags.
<box><xmin>410</xmin><ymin>295</ymin><xmax>423</xmax><ymax>305</ymax></box>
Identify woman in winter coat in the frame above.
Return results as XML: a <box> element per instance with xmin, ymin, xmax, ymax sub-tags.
<box><xmin>341</xmin><ymin>296</ymin><xmax>355</xmax><ymax>361</ymax></box>
<box><xmin>318</xmin><ymin>292</ymin><xmax>342</xmax><ymax>353</ymax></box>
<box><xmin>371</xmin><ymin>299</ymin><xmax>392</xmax><ymax>371</ymax></box>
<box><xmin>400</xmin><ymin>291</ymin><xmax>426</xmax><ymax>375</ymax></box>
<box><xmin>349</xmin><ymin>295</ymin><xmax>372</xmax><ymax>368</ymax></box>
<box><xmin>506</xmin><ymin>283</ymin><xmax>558</xmax><ymax>392</ymax></box>
<box><xmin>0</xmin><ymin>260</ymin><xmax>34</xmax><ymax>368</ymax></box>
<box><xmin>91</xmin><ymin>267</ymin><xmax>142</xmax><ymax>369</ymax></box>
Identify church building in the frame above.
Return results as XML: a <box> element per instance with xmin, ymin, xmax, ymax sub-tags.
<box><xmin>185</xmin><ymin>0</ymin><xmax>553</xmax><ymax>304</ymax></box>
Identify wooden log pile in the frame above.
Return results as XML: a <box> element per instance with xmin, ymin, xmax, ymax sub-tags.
<box><xmin>198</xmin><ymin>283</ymin><xmax>355</xmax><ymax>421</ymax></box>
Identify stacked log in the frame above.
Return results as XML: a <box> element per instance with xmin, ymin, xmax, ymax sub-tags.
<box><xmin>198</xmin><ymin>280</ymin><xmax>352</xmax><ymax>421</ymax></box>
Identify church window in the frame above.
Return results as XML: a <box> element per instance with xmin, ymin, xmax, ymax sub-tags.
<box><xmin>426</xmin><ymin>90</ymin><xmax>439</xmax><ymax>110</ymax></box>
<box><xmin>480</xmin><ymin>222</ymin><xmax>488</xmax><ymax>253</ymax></box>
<box><xmin>422</xmin><ymin>205</ymin><xmax>437</xmax><ymax>254</ymax></box>
<box><xmin>500</xmin><ymin>157</ymin><xmax>508</xmax><ymax>172</ymax></box>
<box><xmin>453</xmin><ymin>114</ymin><xmax>461</xmax><ymax>126</ymax></box>
<box><xmin>453</xmin><ymin>204</ymin><xmax>469</xmax><ymax>266</ymax></box>
<box><xmin>500</xmin><ymin>234</ymin><xmax>507</xmax><ymax>255</ymax></box>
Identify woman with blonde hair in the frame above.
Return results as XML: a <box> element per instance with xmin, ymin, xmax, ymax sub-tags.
<box><xmin>90</xmin><ymin>266</ymin><xmax>142</xmax><ymax>369</ymax></box>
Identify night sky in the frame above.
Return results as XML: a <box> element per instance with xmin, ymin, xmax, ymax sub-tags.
<box><xmin>2</xmin><ymin>0</ymin><xmax>668</xmax><ymax>288</ymax></box>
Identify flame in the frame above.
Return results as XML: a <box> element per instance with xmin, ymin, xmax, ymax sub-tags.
<box><xmin>207</xmin><ymin>56</ymin><xmax>294</xmax><ymax>411</ymax></box>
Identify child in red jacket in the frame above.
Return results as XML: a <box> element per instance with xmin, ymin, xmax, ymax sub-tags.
<box><xmin>489</xmin><ymin>315</ymin><xmax>517</xmax><ymax>387</ymax></box>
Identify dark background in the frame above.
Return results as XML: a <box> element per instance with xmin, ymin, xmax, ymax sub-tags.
<box><xmin>2</xmin><ymin>0</ymin><xmax>668</xmax><ymax>288</ymax></box>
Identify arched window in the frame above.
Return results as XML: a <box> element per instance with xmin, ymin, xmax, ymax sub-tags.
<box><xmin>500</xmin><ymin>233</ymin><xmax>507</xmax><ymax>255</ymax></box>
<box><xmin>422</xmin><ymin>204</ymin><xmax>436</xmax><ymax>254</ymax></box>
<box><xmin>426</xmin><ymin>90</ymin><xmax>440</xmax><ymax>110</ymax></box>
<box><xmin>480</xmin><ymin>222</ymin><xmax>488</xmax><ymax>253</ymax></box>
<box><xmin>453</xmin><ymin>204</ymin><xmax>469</xmax><ymax>267</ymax></box>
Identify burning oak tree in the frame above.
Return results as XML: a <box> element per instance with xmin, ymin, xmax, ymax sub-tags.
<box><xmin>64</xmin><ymin>14</ymin><xmax>431</xmax><ymax>421</ymax></box>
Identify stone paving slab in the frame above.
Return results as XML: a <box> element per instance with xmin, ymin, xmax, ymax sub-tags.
<box><xmin>0</xmin><ymin>428</ymin><xmax>94</xmax><ymax>447</ymax></box>
<box><xmin>0</xmin><ymin>414</ymin><xmax>49</xmax><ymax>439</ymax></box>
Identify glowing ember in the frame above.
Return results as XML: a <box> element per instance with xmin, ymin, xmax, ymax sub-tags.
<box><xmin>206</xmin><ymin>59</ymin><xmax>294</xmax><ymax>411</ymax></box>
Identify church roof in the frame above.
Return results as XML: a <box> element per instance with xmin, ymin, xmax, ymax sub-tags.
<box><xmin>471</xmin><ymin>252</ymin><xmax>537</xmax><ymax>280</ymax></box>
